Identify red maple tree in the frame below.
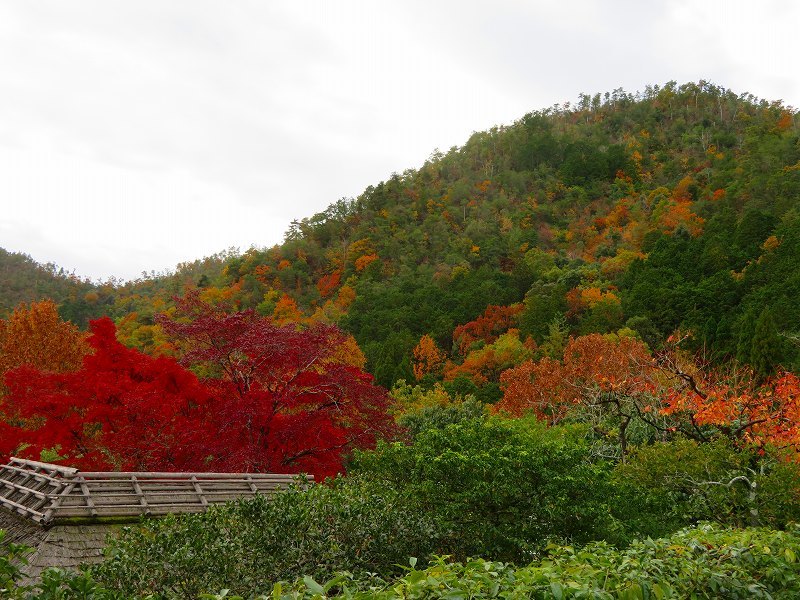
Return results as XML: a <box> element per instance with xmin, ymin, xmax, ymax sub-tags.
<box><xmin>2</xmin><ymin>317</ymin><xmax>211</xmax><ymax>470</ymax></box>
<box><xmin>158</xmin><ymin>292</ymin><xmax>394</xmax><ymax>477</ymax></box>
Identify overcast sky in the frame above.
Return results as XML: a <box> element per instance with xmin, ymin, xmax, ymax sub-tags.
<box><xmin>1</xmin><ymin>1</ymin><xmax>797</xmax><ymax>281</ymax></box>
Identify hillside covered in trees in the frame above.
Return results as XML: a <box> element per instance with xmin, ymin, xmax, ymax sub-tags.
<box><xmin>3</xmin><ymin>80</ymin><xmax>800</xmax><ymax>598</ymax></box>
<box><xmin>4</xmin><ymin>81</ymin><xmax>798</xmax><ymax>389</ymax></box>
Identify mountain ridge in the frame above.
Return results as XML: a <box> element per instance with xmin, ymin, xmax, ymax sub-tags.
<box><xmin>3</xmin><ymin>80</ymin><xmax>798</xmax><ymax>387</ymax></box>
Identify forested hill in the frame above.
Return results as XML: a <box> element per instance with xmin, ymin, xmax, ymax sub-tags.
<box><xmin>0</xmin><ymin>249</ymin><xmax>93</xmax><ymax>313</ymax></box>
<box><xmin>4</xmin><ymin>81</ymin><xmax>800</xmax><ymax>391</ymax></box>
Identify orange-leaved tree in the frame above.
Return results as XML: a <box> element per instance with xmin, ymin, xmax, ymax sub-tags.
<box><xmin>452</xmin><ymin>304</ymin><xmax>523</xmax><ymax>356</ymax></box>
<box><xmin>657</xmin><ymin>345</ymin><xmax>800</xmax><ymax>451</ymax></box>
<box><xmin>495</xmin><ymin>333</ymin><xmax>656</xmax><ymax>457</ymax></box>
<box><xmin>0</xmin><ymin>300</ymin><xmax>88</xmax><ymax>376</ymax></box>
<box><xmin>413</xmin><ymin>334</ymin><xmax>446</xmax><ymax>380</ymax></box>
<box><xmin>444</xmin><ymin>330</ymin><xmax>534</xmax><ymax>386</ymax></box>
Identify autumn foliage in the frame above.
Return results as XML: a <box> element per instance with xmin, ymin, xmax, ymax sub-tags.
<box><xmin>494</xmin><ymin>329</ymin><xmax>800</xmax><ymax>458</ymax></box>
<box><xmin>412</xmin><ymin>334</ymin><xmax>445</xmax><ymax>380</ymax></box>
<box><xmin>661</xmin><ymin>365</ymin><xmax>800</xmax><ymax>451</ymax></box>
<box><xmin>444</xmin><ymin>330</ymin><xmax>534</xmax><ymax>386</ymax></box>
<box><xmin>0</xmin><ymin>300</ymin><xmax>88</xmax><ymax>376</ymax></box>
<box><xmin>1</xmin><ymin>295</ymin><xmax>394</xmax><ymax>479</ymax></box>
<box><xmin>1</xmin><ymin>317</ymin><xmax>211</xmax><ymax>470</ymax></box>
<box><xmin>495</xmin><ymin>334</ymin><xmax>652</xmax><ymax>423</ymax></box>
<box><xmin>158</xmin><ymin>293</ymin><xmax>394</xmax><ymax>477</ymax></box>
<box><xmin>452</xmin><ymin>304</ymin><xmax>523</xmax><ymax>355</ymax></box>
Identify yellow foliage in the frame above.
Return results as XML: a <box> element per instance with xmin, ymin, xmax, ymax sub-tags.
<box><xmin>272</xmin><ymin>294</ymin><xmax>303</xmax><ymax>326</ymax></box>
<box><xmin>325</xmin><ymin>335</ymin><xmax>366</xmax><ymax>369</ymax></box>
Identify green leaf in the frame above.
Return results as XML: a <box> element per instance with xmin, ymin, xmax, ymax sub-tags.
<box><xmin>550</xmin><ymin>582</ymin><xmax>564</xmax><ymax>600</ymax></box>
<box><xmin>303</xmin><ymin>575</ymin><xmax>325</xmax><ymax>595</ymax></box>
<box><xmin>271</xmin><ymin>582</ymin><xmax>282</xmax><ymax>599</ymax></box>
<box><xmin>651</xmin><ymin>582</ymin><xmax>669</xmax><ymax>599</ymax></box>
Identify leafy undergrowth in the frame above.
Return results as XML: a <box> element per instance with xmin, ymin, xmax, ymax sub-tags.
<box><xmin>4</xmin><ymin>523</ymin><xmax>800</xmax><ymax>599</ymax></box>
<box><xmin>238</xmin><ymin>524</ymin><xmax>800</xmax><ymax>599</ymax></box>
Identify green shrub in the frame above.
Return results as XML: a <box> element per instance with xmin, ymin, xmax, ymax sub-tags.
<box><xmin>245</xmin><ymin>523</ymin><xmax>800</xmax><ymax>599</ymax></box>
<box><xmin>1</xmin><ymin>530</ymin><xmax>30</xmax><ymax>599</ymax></box>
<box><xmin>2</xmin><ymin>529</ymin><xmax>122</xmax><ymax>599</ymax></box>
<box><xmin>351</xmin><ymin>417</ymin><xmax>641</xmax><ymax>560</ymax></box>
<box><xmin>88</xmin><ymin>420</ymin><xmax>800</xmax><ymax>598</ymax></box>
<box><xmin>92</xmin><ymin>478</ymin><xmax>441</xmax><ymax>599</ymax></box>
<box><xmin>395</xmin><ymin>396</ymin><xmax>487</xmax><ymax>440</ymax></box>
<box><xmin>9</xmin><ymin>522</ymin><xmax>800</xmax><ymax>598</ymax></box>
<box><xmin>616</xmin><ymin>437</ymin><xmax>800</xmax><ymax>528</ymax></box>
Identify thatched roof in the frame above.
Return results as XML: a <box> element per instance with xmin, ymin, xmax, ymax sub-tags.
<box><xmin>0</xmin><ymin>456</ymin><xmax>311</xmax><ymax>525</ymax></box>
<box><xmin>0</xmin><ymin>457</ymin><xmax>313</xmax><ymax>580</ymax></box>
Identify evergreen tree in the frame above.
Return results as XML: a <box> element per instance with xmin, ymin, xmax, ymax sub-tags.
<box><xmin>750</xmin><ymin>307</ymin><xmax>782</xmax><ymax>380</ymax></box>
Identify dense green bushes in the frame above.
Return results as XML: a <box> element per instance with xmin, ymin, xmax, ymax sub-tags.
<box><xmin>616</xmin><ymin>438</ymin><xmax>800</xmax><ymax>529</ymax></box>
<box><xmin>0</xmin><ymin>530</ymin><xmax>28</xmax><ymax>598</ymax></box>
<box><xmin>350</xmin><ymin>417</ymin><xmax>666</xmax><ymax>557</ymax></box>
<box><xmin>5</xmin><ymin>524</ymin><xmax>800</xmax><ymax>598</ymax></box>
<box><xmin>92</xmin><ymin>478</ymin><xmax>440</xmax><ymax>598</ymax></box>
<box><xmin>260</xmin><ymin>524</ymin><xmax>800</xmax><ymax>599</ymax></box>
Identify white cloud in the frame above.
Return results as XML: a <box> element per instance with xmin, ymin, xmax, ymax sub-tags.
<box><xmin>0</xmin><ymin>0</ymin><xmax>797</xmax><ymax>280</ymax></box>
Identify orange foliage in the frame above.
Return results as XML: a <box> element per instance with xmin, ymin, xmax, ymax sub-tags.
<box><xmin>495</xmin><ymin>334</ymin><xmax>653</xmax><ymax>423</ymax></box>
<box><xmin>355</xmin><ymin>254</ymin><xmax>379</xmax><ymax>272</ymax></box>
<box><xmin>324</xmin><ymin>335</ymin><xmax>367</xmax><ymax>370</ymax></box>
<box><xmin>335</xmin><ymin>285</ymin><xmax>356</xmax><ymax>311</ymax></box>
<box><xmin>658</xmin><ymin>199</ymin><xmax>705</xmax><ymax>236</ymax></box>
<box><xmin>272</xmin><ymin>294</ymin><xmax>303</xmax><ymax>325</ymax></box>
<box><xmin>254</xmin><ymin>264</ymin><xmax>272</xmax><ymax>284</ymax></box>
<box><xmin>316</xmin><ymin>271</ymin><xmax>341</xmax><ymax>298</ymax></box>
<box><xmin>762</xmin><ymin>235</ymin><xmax>780</xmax><ymax>252</ymax></box>
<box><xmin>444</xmin><ymin>330</ymin><xmax>534</xmax><ymax>386</ymax></box>
<box><xmin>200</xmin><ymin>282</ymin><xmax>242</xmax><ymax>306</ymax></box>
<box><xmin>776</xmin><ymin>110</ymin><xmax>794</xmax><ymax>132</ymax></box>
<box><xmin>413</xmin><ymin>334</ymin><xmax>445</xmax><ymax>380</ymax></box>
<box><xmin>452</xmin><ymin>304</ymin><xmax>523</xmax><ymax>355</ymax></box>
<box><xmin>495</xmin><ymin>357</ymin><xmax>570</xmax><ymax>423</ymax></box>
<box><xmin>661</xmin><ymin>368</ymin><xmax>800</xmax><ymax>450</ymax></box>
<box><xmin>0</xmin><ymin>300</ymin><xmax>89</xmax><ymax>376</ymax></box>
<box><xmin>565</xmin><ymin>287</ymin><xmax>620</xmax><ymax>317</ymax></box>
<box><xmin>347</xmin><ymin>238</ymin><xmax>375</xmax><ymax>262</ymax></box>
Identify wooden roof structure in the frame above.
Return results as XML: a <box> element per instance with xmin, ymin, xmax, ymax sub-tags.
<box><xmin>0</xmin><ymin>456</ymin><xmax>311</xmax><ymax>525</ymax></box>
<box><xmin>0</xmin><ymin>457</ymin><xmax>313</xmax><ymax>581</ymax></box>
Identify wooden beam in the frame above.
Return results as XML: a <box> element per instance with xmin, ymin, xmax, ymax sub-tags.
<box><xmin>0</xmin><ymin>465</ymin><xmax>65</xmax><ymax>485</ymax></box>
<box><xmin>76</xmin><ymin>476</ymin><xmax>98</xmax><ymax>518</ymax></box>
<box><xmin>9</xmin><ymin>457</ymin><xmax>78</xmax><ymax>476</ymax></box>
<box><xmin>190</xmin><ymin>476</ymin><xmax>209</xmax><ymax>508</ymax></box>
<box><xmin>0</xmin><ymin>479</ymin><xmax>49</xmax><ymax>499</ymax></box>
<box><xmin>0</xmin><ymin>496</ymin><xmax>46</xmax><ymax>521</ymax></box>
<box><xmin>42</xmin><ymin>482</ymin><xmax>77</xmax><ymax>524</ymax></box>
<box><xmin>130</xmin><ymin>476</ymin><xmax>151</xmax><ymax>515</ymax></box>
